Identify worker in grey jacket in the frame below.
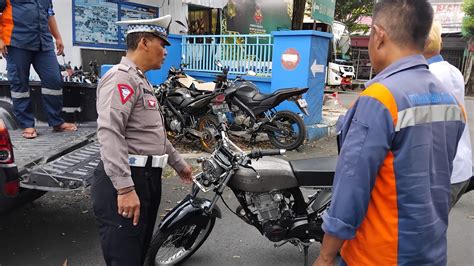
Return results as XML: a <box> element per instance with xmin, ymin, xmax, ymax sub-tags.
<box><xmin>91</xmin><ymin>15</ymin><xmax>193</xmax><ymax>266</ymax></box>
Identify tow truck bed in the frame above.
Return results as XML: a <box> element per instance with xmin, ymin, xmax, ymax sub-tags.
<box><xmin>10</xmin><ymin>122</ymin><xmax>100</xmax><ymax>191</ymax></box>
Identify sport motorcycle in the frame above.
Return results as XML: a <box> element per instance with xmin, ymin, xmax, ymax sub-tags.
<box><xmin>198</xmin><ymin>61</ymin><xmax>310</xmax><ymax>152</ymax></box>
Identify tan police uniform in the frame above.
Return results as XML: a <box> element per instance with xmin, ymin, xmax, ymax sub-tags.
<box><xmin>90</xmin><ymin>15</ymin><xmax>185</xmax><ymax>266</ymax></box>
<box><xmin>96</xmin><ymin>56</ymin><xmax>187</xmax><ymax>190</ymax></box>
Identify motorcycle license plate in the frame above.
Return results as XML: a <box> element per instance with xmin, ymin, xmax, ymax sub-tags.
<box><xmin>297</xmin><ymin>99</ymin><xmax>308</xmax><ymax>108</ymax></box>
<box><xmin>212</xmin><ymin>103</ymin><xmax>230</xmax><ymax>114</ymax></box>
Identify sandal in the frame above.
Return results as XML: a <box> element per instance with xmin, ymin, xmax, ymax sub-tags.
<box><xmin>22</xmin><ymin>128</ymin><xmax>38</xmax><ymax>139</ymax></box>
<box><xmin>53</xmin><ymin>123</ymin><xmax>78</xmax><ymax>132</ymax></box>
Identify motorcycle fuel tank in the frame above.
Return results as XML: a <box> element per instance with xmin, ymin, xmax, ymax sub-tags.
<box><xmin>229</xmin><ymin>157</ymin><xmax>298</xmax><ymax>192</ymax></box>
<box><xmin>168</xmin><ymin>88</ymin><xmax>191</xmax><ymax>106</ymax></box>
<box><xmin>233</xmin><ymin>81</ymin><xmax>259</xmax><ymax>100</ymax></box>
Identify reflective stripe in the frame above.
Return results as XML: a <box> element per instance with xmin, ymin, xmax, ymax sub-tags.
<box><xmin>128</xmin><ymin>154</ymin><xmax>168</xmax><ymax>168</ymax></box>
<box><xmin>396</xmin><ymin>104</ymin><xmax>464</xmax><ymax>131</ymax></box>
<box><xmin>10</xmin><ymin>91</ymin><xmax>30</xmax><ymax>98</ymax></box>
<box><xmin>152</xmin><ymin>154</ymin><xmax>168</xmax><ymax>168</ymax></box>
<box><xmin>41</xmin><ymin>88</ymin><xmax>63</xmax><ymax>96</ymax></box>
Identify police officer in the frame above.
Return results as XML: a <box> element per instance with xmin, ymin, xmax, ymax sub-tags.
<box><xmin>91</xmin><ymin>15</ymin><xmax>193</xmax><ymax>266</ymax></box>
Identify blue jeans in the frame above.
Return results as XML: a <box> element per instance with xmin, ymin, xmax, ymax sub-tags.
<box><xmin>6</xmin><ymin>46</ymin><xmax>64</xmax><ymax>128</ymax></box>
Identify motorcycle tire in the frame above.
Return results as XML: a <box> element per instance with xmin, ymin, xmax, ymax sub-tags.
<box><xmin>267</xmin><ymin>111</ymin><xmax>306</xmax><ymax>151</ymax></box>
<box><xmin>145</xmin><ymin>217</ymin><xmax>216</xmax><ymax>266</ymax></box>
<box><xmin>197</xmin><ymin>114</ymin><xmax>219</xmax><ymax>153</ymax></box>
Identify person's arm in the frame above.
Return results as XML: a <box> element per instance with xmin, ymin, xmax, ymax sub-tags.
<box><xmin>164</xmin><ymin>138</ymin><xmax>192</xmax><ymax>183</ymax></box>
<box><xmin>97</xmin><ymin>69</ymin><xmax>141</xmax><ymax>225</ymax></box>
<box><xmin>315</xmin><ymin>85</ymin><xmax>395</xmax><ymax>262</ymax></box>
<box><xmin>313</xmin><ymin>233</ymin><xmax>344</xmax><ymax>266</ymax></box>
<box><xmin>48</xmin><ymin>16</ymin><xmax>63</xmax><ymax>56</ymax></box>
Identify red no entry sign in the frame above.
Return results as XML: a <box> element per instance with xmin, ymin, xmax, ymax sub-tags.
<box><xmin>281</xmin><ymin>48</ymin><xmax>300</xmax><ymax>71</ymax></box>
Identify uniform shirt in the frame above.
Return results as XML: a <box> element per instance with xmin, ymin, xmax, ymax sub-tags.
<box><xmin>428</xmin><ymin>54</ymin><xmax>472</xmax><ymax>184</ymax></box>
<box><xmin>96</xmin><ymin>57</ymin><xmax>187</xmax><ymax>190</ymax></box>
<box><xmin>0</xmin><ymin>0</ymin><xmax>55</xmax><ymax>51</ymax></box>
<box><xmin>323</xmin><ymin>55</ymin><xmax>465</xmax><ymax>265</ymax></box>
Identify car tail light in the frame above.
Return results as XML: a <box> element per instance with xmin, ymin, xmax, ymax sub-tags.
<box><xmin>212</xmin><ymin>94</ymin><xmax>226</xmax><ymax>105</ymax></box>
<box><xmin>0</xmin><ymin>119</ymin><xmax>14</xmax><ymax>164</ymax></box>
<box><xmin>3</xmin><ymin>179</ymin><xmax>19</xmax><ymax>197</ymax></box>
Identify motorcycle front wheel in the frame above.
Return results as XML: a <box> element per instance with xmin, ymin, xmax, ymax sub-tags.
<box><xmin>267</xmin><ymin>110</ymin><xmax>306</xmax><ymax>150</ymax></box>
<box><xmin>145</xmin><ymin>217</ymin><xmax>216</xmax><ymax>265</ymax></box>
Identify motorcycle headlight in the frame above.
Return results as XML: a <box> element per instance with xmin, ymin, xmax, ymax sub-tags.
<box><xmin>202</xmin><ymin>158</ymin><xmax>221</xmax><ymax>182</ymax></box>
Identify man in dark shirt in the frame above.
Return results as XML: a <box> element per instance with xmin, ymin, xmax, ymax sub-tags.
<box><xmin>0</xmin><ymin>0</ymin><xmax>76</xmax><ymax>139</ymax></box>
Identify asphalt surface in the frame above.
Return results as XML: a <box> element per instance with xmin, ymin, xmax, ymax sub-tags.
<box><xmin>0</xmin><ymin>93</ymin><xmax>472</xmax><ymax>266</ymax></box>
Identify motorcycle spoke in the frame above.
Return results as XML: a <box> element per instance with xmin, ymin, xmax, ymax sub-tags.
<box><xmin>154</xmin><ymin>222</ymin><xmax>212</xmax><ymax>265</ymax></box>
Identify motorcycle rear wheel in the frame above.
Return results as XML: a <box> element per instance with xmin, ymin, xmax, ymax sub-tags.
<box><xmin>145</xmin><ymin>217</ymin><xmax>216</xmax><ymax>266</ymax></box>
<box><xmin>197</xmin><ymin>114</ymin><xmax>219</xmax><ymax>153</ymax></box>
<box><xmin>267</xmin><ymin>111</ymin><xmax>306</xmax><ymax>150</ymax></box>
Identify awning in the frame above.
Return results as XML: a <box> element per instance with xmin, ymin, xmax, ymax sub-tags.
<box><xmin>182</xmin><ymin>0</ymin><xmax>228</xmax><ymax>9</ymax></box>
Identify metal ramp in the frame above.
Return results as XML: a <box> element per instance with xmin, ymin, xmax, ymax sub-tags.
<box><xmin>8</xmin><ymin>122</ymin><xmax>100</xmax><ymax>191</ymax></box>
<box><xmin>20</xmin><ymin>141</ymin><xmax>101</xmax><ymax>191</ymax></box>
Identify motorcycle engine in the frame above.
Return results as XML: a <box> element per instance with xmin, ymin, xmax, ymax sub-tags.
<box><xmin>251</xmin><ymin>192</ymin><xmax>282</xmax><ymax>221</ymax></box>
<box><xmin>234</xmin><ymin>114</ymin><xmax>251</xmax><ymax>127</ymax></box>
<box><xmin>250</xmin><ymin>192</ymin><xmax>294</xmax><ymax>242</ymax></box>
<box><xmin>169</xmin><ymin>119</ymin><xmax>181</xmax><ymax>132</ymax></box>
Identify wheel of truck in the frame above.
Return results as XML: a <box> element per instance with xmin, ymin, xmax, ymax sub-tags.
<box><xmin>145</xmin><ymin>217</ymin><xmax>216</xmax><ymax>265</ymax></box>
<box><xmin>267</xmin><ymin>111</ymin><xmax>306</xmax><ymax>151</ymax></box>
<box><xmin>197</xmin><ymin>114</ymin><xmax>219</xmax><ymax>153</ymax></box>
<box><xmin>0</xmin><ymin>98</ymin><xmax>18</xmax><ymax>130</ymax></box>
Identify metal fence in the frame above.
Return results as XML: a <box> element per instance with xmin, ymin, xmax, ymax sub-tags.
<box><xmin>182</xmin><ymin>34</ymin><xmax>274</xmax><ymax>77</ymax></box>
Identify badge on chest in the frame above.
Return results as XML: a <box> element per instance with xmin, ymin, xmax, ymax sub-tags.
<box><xmin>143</xmin><ymin>94</ymin><xmax>158</xmax><ymax>110</ymax></box>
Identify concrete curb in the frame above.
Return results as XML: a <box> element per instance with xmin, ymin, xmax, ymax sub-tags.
<box><xmin>306</xmin><ymin>123</ymin><xmax>337</xmax><ymax>141</ymax></box>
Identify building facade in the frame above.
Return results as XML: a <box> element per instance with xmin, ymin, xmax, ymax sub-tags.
<box><xmin>0</xmin><ymin>0</ymin><xmax>228</xmax><ymax>80</ymax></box>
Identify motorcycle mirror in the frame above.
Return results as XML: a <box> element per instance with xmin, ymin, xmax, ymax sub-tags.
<box><xmin>246</xmin><ymin>70</ymin><xmax>256</xmax><ymax>76</ymax></box>
<box><xmin>215</xmin><ymin>60</ymin><xmax>223</xmax><ymax>68</ymax></box>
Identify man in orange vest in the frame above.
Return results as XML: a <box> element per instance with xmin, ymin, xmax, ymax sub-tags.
<box><xmin>314</xmin><ymin>0</ymin><xmax>466</xmax><ymax>265</ymax></box>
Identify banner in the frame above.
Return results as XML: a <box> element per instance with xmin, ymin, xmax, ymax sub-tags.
<box><xmin>225</xmin><ymin>0</ymin><xmax>291</xmax><ymax>34</ymax></box>
<box><xmin>311</xmin><ymin>0</ymin><xmax>336</xmax><ymax>25</ymax></box>
<box><xmin>431</xmin><ymin>3</ymin><xmax>465</xmax><ymax>33</ymax></box>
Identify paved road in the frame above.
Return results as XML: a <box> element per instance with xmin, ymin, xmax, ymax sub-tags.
<box><xmin>0</xmin><ymin>94</ymin><xmax>472</xmax><ymax>266</ymax></box>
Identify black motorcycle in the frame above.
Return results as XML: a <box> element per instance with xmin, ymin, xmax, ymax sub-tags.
<box><xmin>198</xmin><ymin>61</ymin><xmax>310</xmax><ymax>151</ymax></box>
<box><xmin>144</xmin><ymin>107</ymin><xmax>336</xmax><ymax>266</ymax></box>
<box><xmin>154</xmin><ymin>67</ymin><xmax>223</xmax><ymax>151</ymax></box>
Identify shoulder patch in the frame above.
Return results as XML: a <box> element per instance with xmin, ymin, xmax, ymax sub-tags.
<box><xmin>117</xmin><ymin>84</ymin><xmax>134</xmax><ymax>104</ymax></box>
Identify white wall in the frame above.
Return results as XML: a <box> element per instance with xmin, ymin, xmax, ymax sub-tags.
<box><xmin>0</xmin><ymin>0</ymin><xmax>188</xmax><ymax>79</ymax></box>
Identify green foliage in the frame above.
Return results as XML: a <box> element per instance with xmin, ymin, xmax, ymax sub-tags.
<box><xmin>462</xmin><ymin>0</ymin><xmax>474</xmax><ymax>37</ymax></box>
<box><xmin>334</xmin><ymin>0</ymin><xmax>373</xmax><ymax>34</ymax></box>
<box><xmin>306</xmin><ymin>0</ymin><xmax>373</xmax><ymax>33</ymax></box>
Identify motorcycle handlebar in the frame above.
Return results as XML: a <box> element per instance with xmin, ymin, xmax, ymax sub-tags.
<box><xmin>248</xmin><ymin>148</ymin><xmax>286</xmax><ymax>159</ymax></box>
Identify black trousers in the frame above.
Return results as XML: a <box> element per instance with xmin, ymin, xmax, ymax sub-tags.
<box><xmin>91</xmin><ymin>161</ymin><xmax>162</xmax><ymax>266</ymax></box>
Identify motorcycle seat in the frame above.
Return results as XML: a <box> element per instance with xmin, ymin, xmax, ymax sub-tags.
<box><xmin>253</xmin><ymin>92</ymin><xmax>272</xmax><ymax>101</ymax></box>
<box><xmin>253</xmin><ymin>88</ymin><xmax>305</xmax><ymax>102</ymax></box>
<box><xmin>289</xmin><ymin>156</ymin><xmax>337</xmax><ymax>187</ymax></box>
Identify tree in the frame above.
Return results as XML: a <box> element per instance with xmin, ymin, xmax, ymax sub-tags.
<box><xmin>303</xmin><ymin>0</ymin><xmax>374</xmax><ymax>33</ymax></box>
<box><xmin>462</xmin><ymin>0</ymin><xmax>474</xmax><ymax>38</ymax></box>
<box><xmin>334</xmin><ymin>0</ymin><xmax>374</xmax><ymax>34</ymax></box>
<box><xmin>292</xmin><ymin>0</ymin><xmax>307</xmax><ymax>30</ymax></box>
